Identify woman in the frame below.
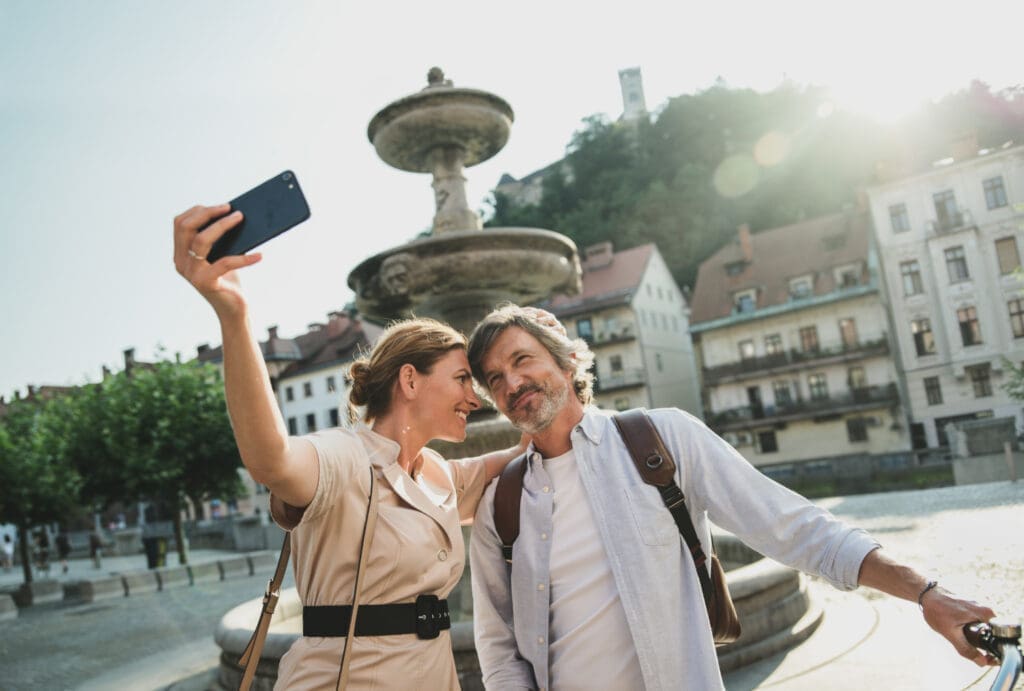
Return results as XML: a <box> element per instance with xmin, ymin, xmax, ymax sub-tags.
<box><xmin>173</xmin><ymin>204</ymin><xmax>526</xmax><ymax>689</ymax></box>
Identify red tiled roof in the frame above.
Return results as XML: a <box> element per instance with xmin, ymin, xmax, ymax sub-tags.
<box><xmin>689</xmin><ymin>211</ymin><xmax>870</xmax><ymax>325</ymax></box>
<box><xmin>546</xmin><ymin>244</ymin><xmax>654</xmax><ymax>316</ymax></box>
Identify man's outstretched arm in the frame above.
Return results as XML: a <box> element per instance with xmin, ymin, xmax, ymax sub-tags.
<box><xmin>857</xmin><ymin>549</ymin><xmax>997</xmax><ymax>666</ymax></box>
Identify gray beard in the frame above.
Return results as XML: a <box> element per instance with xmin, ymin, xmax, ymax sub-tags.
<box><xmin>510</xmin><ymin>382</ymin><xmax>570</xmax><ymax>435</ymax></box>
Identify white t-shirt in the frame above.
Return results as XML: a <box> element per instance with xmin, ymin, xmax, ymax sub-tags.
<box><xmin>543</xmin><ymin>449</ymin><xmax>644</xmax><ymax>691</ymax></box>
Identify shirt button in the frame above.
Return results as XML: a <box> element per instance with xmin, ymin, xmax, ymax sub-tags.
<box><xmin>537</xmin><ymin>583</ymin><xmax>545</xmax><ymax>591</ymax></box>
<box><xmin>538</xmin><ymin>636</ymin><xmax>545</xmax><ymax>644</ymax></box>
<box><xmin>543</xmin><ymin>486</ymin><xmax>550</xmax><ymax>493</ymax></box>
<box><xmin>541</xmin><ymin>533</ymin><xmax>548</xmax><ymax>540</ymax></box>
<box><xmin>437</xmin><ymin>549</ymin><xmax>448</xmax><ymax>561</ymax></box>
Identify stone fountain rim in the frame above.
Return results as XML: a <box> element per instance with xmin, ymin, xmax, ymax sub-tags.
<box><xmin>346</xmin><ymin>227</ymin><xmax>579</xmax><ymax>289</ymax></box>
<box><xmin>367</xmin><ymin>87</ymin><xmax>515</xmax><ymax>145</ymax></box>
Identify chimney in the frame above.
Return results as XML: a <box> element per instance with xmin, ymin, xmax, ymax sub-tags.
<box><xmin>950</xmin><ymin>131</ymin><xmax>979</xmax><ymax>161</ymax></box>
<box><xmin>123</xmin><ymin>348</ymin><xmax>135</xmax><ymax>370</ymax></box>
<box><xmin>583</xmin><ymin>242</ymin><xmax>615</xmax><ymax>271</ymax></box>
<box><xmin>268</xmin><ymin>326</ymin><xmax>279</xmax><ymax>340</ymax></box>
<box><xmin>102</xmin><ymin>365</ymin><xmax>112</xmax><ymax>379</ymax></box>
<box><xmin>27</xmin><ymin>385</ymin><xmax>37</xmax><ymax>397</ymax></box>
<box><xmin>197</xmin><ymin>343</ymin><xmax>210</xmax><ymax>355</ymax></box>
<box><xmin>14</xmin><ymin>390</ymin><xmax>21</xmax><ymax>400</ymax></box>
<box><xmin>738</xmin><ymin>224</ymin><xmax>753</xmax><ymax>262</ymax></box>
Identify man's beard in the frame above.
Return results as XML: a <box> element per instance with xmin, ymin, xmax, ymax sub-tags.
<box><xmin>506</xmin><ymin>380</ymin><xmax>570</xmax><ymax>435</ymax></box>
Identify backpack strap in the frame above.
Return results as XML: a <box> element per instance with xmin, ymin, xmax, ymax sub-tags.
<box><xmin>613</xmin><ymin>408</ymin><xmax>714</xmax><ymax>607</ymax></box>
<box><xmin>492</xmin><ymin>452</ymin><xmax>528</xmax><ymax>563</ymax></box>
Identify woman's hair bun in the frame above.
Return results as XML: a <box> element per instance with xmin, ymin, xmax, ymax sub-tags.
<box><xmin>347</xmin><ymin>359</ymin><xmax>371</xmax><ymax>405</ymax></box>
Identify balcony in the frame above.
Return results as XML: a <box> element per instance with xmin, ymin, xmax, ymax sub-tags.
<box><xmin>702</xmin><ymin>338</ymin><xmax>890</xmax><ymax>386</ymax></box>
<box><xmin>927</xmin><ymin>208</ymin><xmax>976</xmax><ymax>236</ymax></box>
<box><xmin>589</xmin><ymin>323</ymin><xmax>637</xmax><ymax>347</ymax></box>
<box><xmin>708</xmin><ymin>383</ymin><xmax>900</xmax><ymax>432</ymax></box>
<box><xmin>595</xmin><ymin>367</ymin><xmax>646</xmax><ymax>393</ymax></box>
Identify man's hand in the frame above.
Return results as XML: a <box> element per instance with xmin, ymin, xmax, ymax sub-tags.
<box><xmin>921</xmin><ymin>586</ymin><xmax>998</xmax><ymax>666</ymax></box>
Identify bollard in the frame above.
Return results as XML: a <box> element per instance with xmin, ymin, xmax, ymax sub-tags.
<box><xmin>1005</xmin><ymin>441</ymin><xmax>1018</xmax><ymax>482</ymax></box>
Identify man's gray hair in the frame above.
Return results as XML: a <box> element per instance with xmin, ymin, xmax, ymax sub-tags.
<box><xmin>467</xmin><ymin>304</ymin><xmax>595</xmax><ymax>405</ymax></box>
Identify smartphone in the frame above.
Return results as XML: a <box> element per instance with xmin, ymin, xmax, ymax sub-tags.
<box><xmin>205</xmin><ymin>170</ymin><xmax>311</xmax><ymax>262</ymax></box>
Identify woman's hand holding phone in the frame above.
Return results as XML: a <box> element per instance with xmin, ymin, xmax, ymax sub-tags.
<box><xmin>173</xmin><ymin>204</ymin><xmax>263</xmax><ymax>320</ymax></box>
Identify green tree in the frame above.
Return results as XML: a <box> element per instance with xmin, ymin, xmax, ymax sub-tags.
<box><xmin>0</xmin><ymin>399</ymin><xmax>82</xmax><ymax>584</ymax></box>
<box><xmin>60</xmin><ymin>360</ymin><xmax>243</xmax><ymax>565</ymax></box>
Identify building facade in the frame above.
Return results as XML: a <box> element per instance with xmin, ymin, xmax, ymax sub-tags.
<box><xmin>689</xmin><ymin>214</ymin><xmax>911</xmax><ymax>477</ymax></box>
<box><xmin>544</xmin><ymin>242</ymin><xmax>703</xmax><ymax>416</ymax></box>
<box><xmin>867</xmin><ymin>141</ymin><xmax>1024</xmax><ymax>449</ymax></box>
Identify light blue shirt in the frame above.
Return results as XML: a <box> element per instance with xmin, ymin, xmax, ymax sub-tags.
<box><xmin>470</xmin><ymin>407</ymin><xmax>880</xmax><ymax>690</ymax></box>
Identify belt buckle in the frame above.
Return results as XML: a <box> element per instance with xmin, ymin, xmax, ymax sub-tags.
<box><xmin>415</xmin><ymin>594</ymin><xmax>442</xmax><ymax>640</ymax></box>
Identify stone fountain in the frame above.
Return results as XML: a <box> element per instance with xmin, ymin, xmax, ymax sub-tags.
<box><xmin>347</xmin><ymin>67</ymin><xmax>582</xmax><ymax>338</ymax></box>
<box><xmin>212</xmin><ymin>69</ymin><xmax>819</xmax><ymax>691</ymax></box>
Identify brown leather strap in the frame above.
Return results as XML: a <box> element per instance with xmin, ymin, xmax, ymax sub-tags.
<box><xmin>238</xmin><ymin>532</ymin><xmax>292</xmax><ymax>691</ymax></box>
<box><xmin>493</xmin><ymin>453</ymin><xmax>528</xmax><ymax>563</ymax></box>
<box><xmin>613</xmin><ymin>409</ymin><xmax>715</xmax><ymax>607</ymax></box>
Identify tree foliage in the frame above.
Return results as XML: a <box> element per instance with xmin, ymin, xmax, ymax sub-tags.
<box><xmin>487</xmin><ymin>80</ymin><xmax>1024</xmax><ymax>290</ymax></box>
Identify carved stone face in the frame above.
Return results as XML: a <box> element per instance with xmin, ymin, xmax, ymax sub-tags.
<box><xmin>380</xmin><ymin>254</ymin><xmax>412</xmax><ymax>297</ymax></box>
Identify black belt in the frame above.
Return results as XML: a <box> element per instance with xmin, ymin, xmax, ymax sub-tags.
<box><xmin>303</xmin><ymin>594</ymin><xmax>450</xmax><ymax>640</ymax></box>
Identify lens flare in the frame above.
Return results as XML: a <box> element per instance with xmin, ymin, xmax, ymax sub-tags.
<box><xmin>713</xmin><ymin>155</ymin><xmax>759</xmax><ymax>198</ymax></box>
<box><xmin>754</xmin><ymin>131</ymin><xmax>790</xmax><ymax>167</ymax></box>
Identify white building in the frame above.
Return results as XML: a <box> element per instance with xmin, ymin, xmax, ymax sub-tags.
<box><xmin>689</xmin><ymin>214</ymin><xmax>911</xmax><ymax>477</ymax></box>
<box><xmin>866</xmin><ymin>140</ymin><xmax>1024</xmax><ymax>449</ymax></box>
<box><xmin>544</xmin><ymin>242</ymin><xmax>703</xmax><ymax>416</ymax></box>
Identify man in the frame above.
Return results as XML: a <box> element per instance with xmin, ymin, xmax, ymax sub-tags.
<box><xmin>467</xmin><ymin>304</ymin><xmax>995</xmax><ymax>691</ymax></box>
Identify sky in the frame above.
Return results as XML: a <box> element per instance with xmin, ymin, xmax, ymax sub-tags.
<box><xmin>2</xmin><ymin>0</ymin><xmax>1022</xmax><ymax>399</ymax></box>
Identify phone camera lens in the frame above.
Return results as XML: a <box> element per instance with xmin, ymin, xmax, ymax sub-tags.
<box><xmin>282</xmin><ymin>172</ymin><xmax>293</xmax><ymax>181</ymax></box>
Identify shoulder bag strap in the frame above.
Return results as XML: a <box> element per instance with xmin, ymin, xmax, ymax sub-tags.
<box><xmin>492</xmin><ymin>452</ymin><xmax>528</xmax><ymax>563</ymax></box>
<box><xmin>613</xmin><ymin>409</ymin><xmax>714</xmax><ymax>607</ymax></box>
<box><xmin>335</xmin><ymin>465</ymin><xmax>379</xmax><ymax>690</ymax></box>
<box><xmin>238</xmin><ymin>532</ymin><xmax>292</xmax><ymax>691</ymax></box>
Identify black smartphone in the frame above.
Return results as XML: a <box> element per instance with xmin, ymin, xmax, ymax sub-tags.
<box><xmin>205</xmin><ymin>170</ymin><xmax>311</xmax><ymax>262</ymax></box>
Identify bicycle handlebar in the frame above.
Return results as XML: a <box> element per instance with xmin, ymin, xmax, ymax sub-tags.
<box><xmin>963</xmin><ymin>620</ymin><xmax>1022</xmax><ymax>691</ymax></box>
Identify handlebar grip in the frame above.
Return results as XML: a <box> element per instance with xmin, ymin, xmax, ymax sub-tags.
<box><xmin>964</xmin><ymin>621</ymin><xmax>990</xmax><ymax>649</ymax></box>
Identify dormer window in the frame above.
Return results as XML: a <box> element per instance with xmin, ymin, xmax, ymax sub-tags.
<box><xmin>789</xmin><ymin>275</ymin><xmax>813</xmax><ymax>299</ymax></box>
<box><xmin>734</xmin><ymin>289</ymin><xmax>757</xmax><ymax>314</ymax></box>
<box><xmin>725</xmin><ymin>261</ymin><xmax>747</xmax><ymax>276</ymax></box>
<box><xmin>834</xmin><ymin>262</ymin><xmax>862</xmax><ymax>288</ymax></box>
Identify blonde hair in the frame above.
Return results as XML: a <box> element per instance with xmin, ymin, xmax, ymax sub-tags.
<box><xmin>347</xmin><ymin>318</ymin><xmax>466</xmax><ymax>423</ymax></box>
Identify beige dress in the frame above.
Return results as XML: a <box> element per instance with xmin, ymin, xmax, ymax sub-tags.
<box><xmin>270</xmin><ymin>423</ymin><xmax>487</xmax><ymax>690</ymax></box>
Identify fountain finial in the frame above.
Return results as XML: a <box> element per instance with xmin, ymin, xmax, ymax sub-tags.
<box><xmin>426</xmin><ymin>67</ymin><xmax>452</xmax><ymax>88</ymax></box>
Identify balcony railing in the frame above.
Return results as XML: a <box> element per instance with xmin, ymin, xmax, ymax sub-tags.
<box><xmin>927</xmin><ymin>208</ymin><xmax>975</xmax><ymax>236</ymax></box>
<box><xmin>595</xmin><ymin>367</ymin><xmax>646</xmax><ymax>393</ymax></box>
<box><xmin>702</xmin><ymin>338</ymin><xmax>890</xmax><ymax>385</ymax></box>
<box><xmin>708</xmin><ymin>383</ymin><xmax>900</xmax><ymax>431</ymax></box>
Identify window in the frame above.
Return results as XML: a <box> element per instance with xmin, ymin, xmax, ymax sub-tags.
<box><xmin>609</xmin><ymin>355</ymin><xmax>623</xmax><ymax>373</ymax></box>
<box><xmin>912</xmin><ymin>318</ymin><xmax>936</xmax><ymax>356</ymax></box>
<box><xmin>996</xmin><ymin>237</ymin><xmax>1021</xmax><ymax>275</ymax></box>
<box><xmin>1010</xmin><ymin>298</ymin><xmax>1024</xmax><ymax>338</ymax></box>
<box><xmin>957</xmin><ymin>306</ymin><xmax>982</xmax><ymax>346</ymax></box>
<box><xmin>764</xmin><ymin>333</ymin><xmax>783</xmax><ymax>355</ymax></box>
<box><xmin>789</xmin><ymin>276</ymin><xmax>813</xmax><ymax>299</ymax></box>
<box><xmin>576</xmin><ymin>318</ymin><xmax>593</xmax><ymax>344</ymax></box>
<box><xmin>614</xmin><ymin>397</ymin><xmax>630</xmax><ymax>411</ymax></box>
<box><xmin>756</xmin><ymin>430</ymin><xmax>779</xmax><ymax>453</ymax></box>
<box><xmin>808</xmin><ymin>373</ymin><xmax>829</xmax><ymax>400</ymax></box>
<box><xmin>657</xmin><ymin>287</ymin><xmax>664</xmax><ymax>300</ymax></box>
<box><xmin>945</xmin><ymin>246</ymin><xmax>970</xmax><ymax>283</ymax></box>
<box><xmin>983</xmin><ymin>176</ymin><xmax>1008</xmax><ymax>209</ymax></box>
<box><xmin>839</xmin><ymin>318</ymin><xmax>858</xmax><ymax>349</ymax></box>
<box><xmin>303</xmin><ymin>382</ymin><xmax>313</xmax><ymax>398</ymax></box>
<box><xmin>839</xmin><ymin>269</ymin><xmax>860</xmax><ymax>288</ymax></box>
<box><xmin>848</xmin><ymin>366</ymin><xmax>867</xmax><ymax>390</ymax></box>
<box><xmin>326</xmin><ymin>376</ymin><xmax>337</xmax><ymax>393</ymax></box>
<box><xmin>800</xmin><ymin>326</ymin><xmax>819</xmax><ymax>352</ymax></box>
<box><xmin>725</xmin><ymin>261</ymin><xmax>746</xmax><ymax>276</ymax></box>
<box><xmin>287</xmin><ymin>417</ymin><xmax>298</xmax><ymax>435</ymax></box>
<box><xmin>285</xmin><ymin>386</ymin><xmax>294</xmax><ymax>402</ymax></box>
<box><xmin>889</xmin><ymin>203</ymin><xmax>911</xmax><ymax>233</ymax></box>
<box><xmin>900</xmin><ymin>260</ymin><xmax>923</xmax><ymax>296</ymax></box>
<box><xmin>933</xmin><ymin>189</ymin><xmax>959</xmax><ymax>229</ymax></box>
<box><xmin>305</xmin><ymin>413</ymin><xmax>317</xmax><ymax>432</ymax></box>
<box><xmin>738</xmin><ymin>340</ymin><xmax>755</xmax><ymax>360</ymax></box>
<box><xmin>734</xmin><ymin>290</ymin><xmax>756</xmax><ymax>314</ymax></box>
<box><xmin>966</xmin><ymin>364</ymin><xmax>992</xmax><ymax>398</ymax></box>
<box><xmin>655</xmin><ymin>353</ymin><xmax>663</xmax><ymax>372</ymax></box>
<box><xmin>924</xmin><ymin>376</ymin><xmax>943</xmax><ymax>405</ymax></box>
<box><xmin>773</xmin><ymin>380</ymin><xmax>793</xmax><ymax>406</ymax></box>
<box><xmin>329</xmin><ymin>408</ymin><xmax>340</xmax><ymax>427</ymax></box>
<box><xmin>846</xmin><ymin>418</ymin><xmax>868</xmax><ymax>442</ymax></box>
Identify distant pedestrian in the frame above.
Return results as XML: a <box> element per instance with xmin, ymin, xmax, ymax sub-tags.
<box><xmin>88</xmin><ymin>531</ymin><xmax>103</xmax><ymax>569</ymax></box>
<box><xmin>56</xmin><ymin>531</ymin><xmax>71</xmax><ymax>574</ymax></box>
<box><xmin>34</xmin><ymin>530</ymin><xmax>50</xmax><ymax>575</ymax></box>
<box><xmin>1</xmin><ymin>535</ymin><xmax>13</xmax><ymax>572</ymax></box>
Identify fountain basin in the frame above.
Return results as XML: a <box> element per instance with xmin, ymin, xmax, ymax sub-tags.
<box><xmin>347</xmin><ymin>227</ymin><xmax>581</xmax><ymax>335</ymax></box>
